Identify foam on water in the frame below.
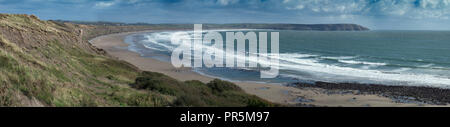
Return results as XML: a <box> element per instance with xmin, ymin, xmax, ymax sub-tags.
<box><xmin>127</xmin><ymin>30</ymin><xmax>450</xmax><ymax>88</ymax></box>
<box><xmin>338</xmin><ymin>59</ymin><xmax>387</xmax><ymax>66</ymax></box>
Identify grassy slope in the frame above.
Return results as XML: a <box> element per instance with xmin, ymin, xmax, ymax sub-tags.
<box><xmin>0</xmin><ymin>14</ymin><xmax>274</xmax><ymax>107</ymax></box>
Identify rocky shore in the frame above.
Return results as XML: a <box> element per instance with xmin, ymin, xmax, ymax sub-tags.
<box><xmin>293</xmin><ymin>82</ymin><xmax>450</xmax><ymax>105</ymax></box>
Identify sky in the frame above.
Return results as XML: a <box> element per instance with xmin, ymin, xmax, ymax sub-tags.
<box><xmin>1</xmin><ymin>0</ymin><xmax>450</xmax><ymax>30</ymax></box>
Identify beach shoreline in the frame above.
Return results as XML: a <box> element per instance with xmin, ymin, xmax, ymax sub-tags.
<box><xmin>90</xmin><ymin>31</ymin><xmax>449</xmax><ymax>107</ymax></box>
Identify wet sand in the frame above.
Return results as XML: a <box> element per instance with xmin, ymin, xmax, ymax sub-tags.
<box><xmin>90</xmin><ymin>31</ymin><xmax>447</xmax><ymax>107</ymax></box>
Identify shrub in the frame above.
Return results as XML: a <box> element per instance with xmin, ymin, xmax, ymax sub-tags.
<box><xmin>130</xmin><ymin>72</ymin><xmax>274</xmax><ymax>107</ymax></box>
<box><xmin>132</xmin><ymin>76</ymin><xmax>180</xmax><ymax>96</ymax></box>
<box><xmin>127</xmin><ymin>93</ymin><xmax>170</xmax><ymax>107</ymax></box>
<box><xmin>173</xmin><ymin>93</ymin><xmax>207</xmax><ymax>107</ymax></box>
<box><xmin>206</xmin><ymin>79</ymin><xmax>243</xmax><ymax>93</ymax></box>
<box><xmin>245</xmin><ymin>95</ymin><xmax>274</xmax><ymax>107</ymax></box>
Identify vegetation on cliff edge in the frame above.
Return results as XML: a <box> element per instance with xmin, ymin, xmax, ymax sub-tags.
<box><xmin>0</xmin><ymin>13</ymin><xmax>274</xmax><ymax>107</ymax></box>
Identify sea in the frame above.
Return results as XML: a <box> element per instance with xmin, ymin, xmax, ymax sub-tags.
<box><xmin>124</xmin><ymin>30</ymin><xmax>450</xmax><ymax>88</ymax></box>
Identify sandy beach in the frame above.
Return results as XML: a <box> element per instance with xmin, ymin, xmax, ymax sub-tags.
<box><xmin>90</xmin><ymin>31</ymin><xmax>446</xmax><ymax>107</ymax></box>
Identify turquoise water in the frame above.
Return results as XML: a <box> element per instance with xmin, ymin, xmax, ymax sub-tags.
<box><xmin>125</xmin><ymin>30</ymin><xmax>450</xmax><ymax>88</ymax></box>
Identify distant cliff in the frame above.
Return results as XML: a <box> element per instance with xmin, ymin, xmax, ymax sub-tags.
<box><xmin>203</xmin><ymin>24</ymin><xmax>370</xmax><ymax>31</ymax></box>
<box><xmin>54</xmin><ymin>20</ymin><xmax>370</xmax><ymax>31</ymax></box>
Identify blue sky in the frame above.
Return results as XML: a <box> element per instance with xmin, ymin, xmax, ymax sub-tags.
<box><xmin>1</xmin><ymin>0</ymin><xmax>450</xmax><ymax>30</ymax></box>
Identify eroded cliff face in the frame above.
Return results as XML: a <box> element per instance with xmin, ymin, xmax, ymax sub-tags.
<box><xmin>0</xmin><ymin>14</ymin><xmax>98</xmax><ymax>52</ymax></box>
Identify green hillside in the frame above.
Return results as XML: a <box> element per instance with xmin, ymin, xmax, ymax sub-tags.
<box><xmin>0</xmin><ymin>14</ymin><xmax>274</xmax><ymax>107</ymax></box>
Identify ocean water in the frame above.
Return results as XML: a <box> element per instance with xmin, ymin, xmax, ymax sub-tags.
<box><xmin>124</xmin><ymin>30</ymin><xmax>450</xmax><ymax>88</ymax></box>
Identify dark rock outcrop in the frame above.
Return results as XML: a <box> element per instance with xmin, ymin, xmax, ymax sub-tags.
<box><xmin>294</xmin><ymin>81</ymin><xmax>450</xmax><ymax>105</ymax></box>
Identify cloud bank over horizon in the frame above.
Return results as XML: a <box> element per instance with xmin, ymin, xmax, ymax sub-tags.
<box><xmin>1</xmin><ymin>0</ymin><xmax>450</xmax><ymax>30</ymax></box>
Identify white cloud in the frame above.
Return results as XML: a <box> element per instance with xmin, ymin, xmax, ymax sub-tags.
<box><xmin>311</xmin><ymin>7</ymin><xmax>320</xmax><ymax>12</ymax></box>
<box><xmin>286</xmin><ymin>4</ymin><xmax>304</xmax><ymax>10</ymax></box>
<box><xmin>419</xmin><ymin>0</ymin><xmax>442</xmax><ymax>8</ymax></box>
<box><xmin>217</xmin><ymin>0</ymin><xmax>239</xmax><ymax>6</ymax></box>
<box><xmin>95</xmin><ymin>0</ymin><xmax>120</xmax><ymax>8</ymax></box>
<box><xmin>127</xmin><ymin>0</ymin><xmax>140</xmax><ymax>4</ymax></box>
<box><xmin>94</xmin><ymin>0</ymin><xmax>140</xmax><ymax>8</ymax></box>
<box><xmin>296</xmin><ymin>4</ymin><xmax>305</xmax><ymax>9</ymax></box>
<box><xmin>282</xmin><ymin>0</ymin><xmax>450</xmax><ymax>20</ymax></box>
